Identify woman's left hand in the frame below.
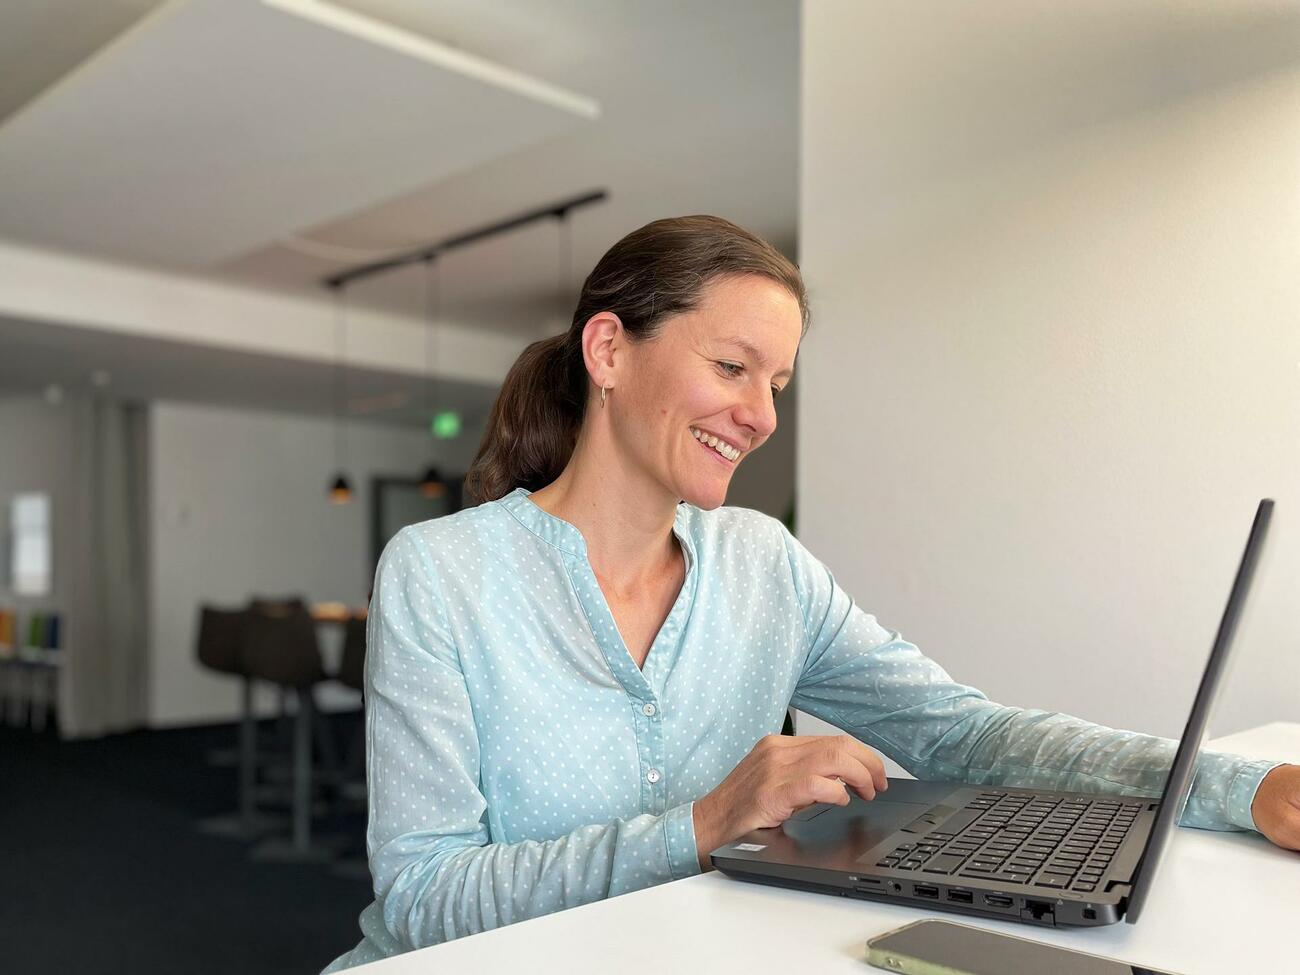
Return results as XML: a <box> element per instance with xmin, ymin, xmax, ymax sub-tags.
<box><xmin>1252</xmin><ymin>764</ymin><xmax>1300</xmax><ymax>850</ymax></box>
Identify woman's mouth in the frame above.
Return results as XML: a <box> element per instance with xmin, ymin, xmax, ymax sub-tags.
<box><xmin>689</xmin><ymin>427</ymin><xmax>740</xmax><ymax>464</ymax></box>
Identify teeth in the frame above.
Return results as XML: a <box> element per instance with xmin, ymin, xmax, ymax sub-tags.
<box><xmin>690</xmin><ymin>427</ymin><xmax>739</xmax><ymax>461</ymax></box>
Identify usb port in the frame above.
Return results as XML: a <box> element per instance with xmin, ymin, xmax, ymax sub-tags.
<box><xmin>947</xmin><ymin>889</ymin><xmax>973</xmax><ymax>904</ymax></box>
<box><xmin>913</xmin><ymin>884</ymin><xmax>939</xmax><ymax>899</ymax></box>
<box><xmin>984</xmin><ymin>894</ymin><xmax>1014</xmax><ymax>908</ymax></box>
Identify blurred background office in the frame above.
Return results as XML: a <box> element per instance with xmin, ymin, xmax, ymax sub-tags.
<box><xmin>1</xmin><ymin>2</ymin><xmax>1296</xmax><ymax>974</ymax></box>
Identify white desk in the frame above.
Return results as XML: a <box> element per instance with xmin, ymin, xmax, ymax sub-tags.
<box><xmin>358</xmin><ymin>723</ymin><xmax>1300</xmax><ymax>974</ymax></box>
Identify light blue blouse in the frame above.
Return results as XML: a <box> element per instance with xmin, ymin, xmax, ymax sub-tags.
<box><xmin>324</xmin><ymin>487</ymin><xmax>1279</xmax><ymax>971</ymax></box>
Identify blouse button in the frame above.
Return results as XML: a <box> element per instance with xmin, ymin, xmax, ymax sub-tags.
<box><xmin>647</xmin><ymin>768</ymin><xmax>661</xmax><ymax>784</ymax></box>
<box><xmin>642</xmin><ymin>702</ymin><xmax>657</xmax><ymax>717</ymax></box>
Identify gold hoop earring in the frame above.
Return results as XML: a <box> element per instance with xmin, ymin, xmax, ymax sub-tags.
<box><xmin>600</xmin><ymin>385</ymin><xmax>607</xmax><ymax>409</ymax></box>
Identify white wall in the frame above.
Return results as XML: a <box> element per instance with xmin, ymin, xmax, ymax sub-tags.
<box><xmin>148</xmin><ymin>400</ymin><xmax>478</xmax><ymax>727</ymax></box>
<box><xmin>797</xmin><ymin>2</ymin><xmax>1299</xmax><ymax>744</ymax></box>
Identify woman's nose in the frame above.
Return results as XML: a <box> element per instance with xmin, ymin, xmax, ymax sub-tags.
<box><xmin>736</xmin><ymin>384</ymin><xmax>778</xmax><ymax>439</ymax></box>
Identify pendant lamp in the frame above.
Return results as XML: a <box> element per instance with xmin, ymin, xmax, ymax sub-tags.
<box><xmin>328</xmin><ymin>283</ymin><xmax>353</xmax><ymax>504</ymax></box>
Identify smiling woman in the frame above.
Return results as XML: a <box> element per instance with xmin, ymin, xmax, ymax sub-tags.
<box><xmin>323</xmin><ymin>216</ymin><xmax>1296</xmax><ymax>974</ymax></box>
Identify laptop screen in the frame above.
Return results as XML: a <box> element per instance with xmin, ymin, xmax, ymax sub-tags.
<box><xmin>1122</xmin><ymin>498</ymin><xmax>1273</xmax><ymax>924</ymax></box>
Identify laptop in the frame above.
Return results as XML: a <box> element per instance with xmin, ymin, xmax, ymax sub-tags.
<box><xmin>712</xmin><ymin>499</ymin><xmax>1274</xmax><ymax>928</ymax></box>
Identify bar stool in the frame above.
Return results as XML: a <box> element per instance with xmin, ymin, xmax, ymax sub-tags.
<box><xmin>251</xmin><ymin>595</ymin><xmax>343</xmax><ymax>782</ymax></box>
<box><xmin>195</xmin><ymin>604</ymin><xmax>275</xmax><ymax>837</ymax></box>
<box><xmin>240</xmin><ymin>600</ymin><xmax>330</xmax><ymax>859</ymax></box>
<box><xmin>249</xmin><ymin>596</ymin><xmax>307</xmax><ymax>726</ymax></box>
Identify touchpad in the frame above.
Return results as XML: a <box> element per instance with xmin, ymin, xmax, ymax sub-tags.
<box><xmin>781</xmin><ymin>796</ymin><xmax>933</xmax><ymax>856</ymax></box>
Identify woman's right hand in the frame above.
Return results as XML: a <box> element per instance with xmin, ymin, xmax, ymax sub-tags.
<box><xmin>692</xmin><ymin>733</ymin><xmax>889</xmax><ymax>871</ymax></box>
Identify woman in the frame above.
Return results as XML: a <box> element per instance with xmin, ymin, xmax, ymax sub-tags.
<box><xmin>324</xmin><ymin>215</ymin><xmax>1298</xmax><ymax>972</ymax></box>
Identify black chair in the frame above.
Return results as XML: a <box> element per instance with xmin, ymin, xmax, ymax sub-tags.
<box><xmin>195</xmin><ymin>604</ymin><xmax>272</xmax><ymax>836</ymax></box>
<box><xmin>240</xmin><ymin>601</ymin><xmax>331</xmax><ymax>858</ymax></box>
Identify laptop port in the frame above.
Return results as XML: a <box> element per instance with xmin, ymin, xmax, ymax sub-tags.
<box><xmin>913</xmin><ymin>884</ymin><xmax>939</xmax><ymax>899</ymax></box>
<box><xmin>984</xmin><ymin>894</ymin><xmax>1013</xmax><ymax>908</ymax></box>
<box><xmin>1023</xmin><ymin>899</ymin><xmax>1054</xmax><ymax>922</ymax></box>
<box><xmin>947</xmin><ymin>889</ymin><xmax>973</xmax><ymax>904</ymax></box>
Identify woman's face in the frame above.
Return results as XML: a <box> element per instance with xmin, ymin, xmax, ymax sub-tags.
<box><xmin>611</xmin><ymin>273</ymin><xmax>802</xmax><ymax>511</ymax></box>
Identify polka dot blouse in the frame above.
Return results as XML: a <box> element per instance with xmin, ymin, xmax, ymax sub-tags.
<box><xmin>323</xmin><ymin>488</ymin><xmax>1280</xmax><ymax>971</ymax></box>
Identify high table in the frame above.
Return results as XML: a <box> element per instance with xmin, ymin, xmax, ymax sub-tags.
<box><xmin>353</xmin><ymin>723</ymin><xmax>1299</xmax><ymax>974</ymax></box>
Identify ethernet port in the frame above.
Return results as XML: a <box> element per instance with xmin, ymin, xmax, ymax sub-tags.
<box><xmin>1023</xmin><ymin>899</ymin><xmax>1054</xmax><ymax>922</ymax></box>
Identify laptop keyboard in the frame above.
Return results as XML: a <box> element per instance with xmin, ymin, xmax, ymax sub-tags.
<box><xmin>875</xmin><ymin>790</ymin><xmax>1143</xmax><ymax>894</ymax></box>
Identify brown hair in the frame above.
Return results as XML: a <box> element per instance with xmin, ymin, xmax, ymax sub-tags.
<box><xmin>463</xmin><ymin>215</ymin><xmax>808</xmax><ymax>505</ymax></box>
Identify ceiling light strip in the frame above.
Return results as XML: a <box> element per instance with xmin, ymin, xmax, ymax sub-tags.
<box><xmin>262</xmin><ymin>0</ymin><xmax>599</xmax><ymax>119</ymax></box>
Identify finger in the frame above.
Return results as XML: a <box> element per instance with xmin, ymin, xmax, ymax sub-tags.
<box><xmin>840</xmin><ymin>736</ymin><xmax>890</xmax><ymax>793</ymax></box>
<box><xmin>812</xmin><ymin>735</ymin><xmax>888</xmax><ymax>796</ymax></box>
<box><xmin>811</xmin><ymin>748</ymin><xmax>880</xmax><ymax>802</ymax></box>
<box><xmin>796</xmin><ymin>773</ymin><xmax>852</xmax><ymax>809</ymax></box>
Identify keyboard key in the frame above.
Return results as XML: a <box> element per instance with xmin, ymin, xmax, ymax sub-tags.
<box><xmin>937</xmin><ymin>809</ymin><xmax>985</xmax><ymax>834</ymax></box>
<box><xmin>1034</xmin><ymin>875</ymin><xmax>1070</xmax><ymax>888</ymax></box>
<box><xmin>922</xmin><ymin>854</ymin><xmax>967</xmax><ymax>874</ymax></box>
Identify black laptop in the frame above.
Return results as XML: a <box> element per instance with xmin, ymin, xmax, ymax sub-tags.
<box><xmin>712</xmin><ymin>499</ymin><xmax>1273</xmax><ymax>928</ymax></box>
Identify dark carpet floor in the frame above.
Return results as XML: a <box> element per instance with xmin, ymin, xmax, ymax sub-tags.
<box><xmin>1</xmin><ymin>715</ymin><xmax>373</xmax><ymax>975</ymax></box>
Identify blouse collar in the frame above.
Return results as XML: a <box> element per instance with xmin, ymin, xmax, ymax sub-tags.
<box><xmin>496</xmin><ymin>486</ymin><xmax>696</xmax><ymax>567</ymax></box>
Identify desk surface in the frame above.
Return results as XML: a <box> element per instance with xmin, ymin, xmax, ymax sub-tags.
<box><xmin>357</xmin><ymin>723</ymin><xmax>1299</xmax><ymax>974</ymax></box>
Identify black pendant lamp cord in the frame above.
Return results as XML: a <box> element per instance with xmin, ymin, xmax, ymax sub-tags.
<box><xmin>424</xmin><ymin>257</ymin><xmax>439</xmax><ymax>422</ymax></box>
<box><xmin>333</xmin><ymin>284</ymin><xmax>347</xmax><ymax>471</ymax></box>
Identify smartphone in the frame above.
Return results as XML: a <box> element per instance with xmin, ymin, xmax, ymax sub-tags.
<box><xmin>866</xmin><ymin>919</ymin><xmax>1183</xmax><ymax>975</ymax></box>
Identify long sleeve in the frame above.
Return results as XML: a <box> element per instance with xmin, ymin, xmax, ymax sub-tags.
<box><xmin>780</xmin><ymin>524</ymin><xmax>1283</xmax><ymax>832</ymax></box>
<box><xmin>359</xmin><ymin>527</ymin><xmax>700</xmax><ymax>955</ymax></box>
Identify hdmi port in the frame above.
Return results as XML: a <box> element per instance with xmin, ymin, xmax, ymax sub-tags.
<box><xmin>913</xmin><ymin>884</ymin><xmax>939</xmax><ymax>899</ymax></box>
<box><xmin>985</xmin><ymin>894</ymin><xmax>1014</xmax><ymax>908</ymax></box>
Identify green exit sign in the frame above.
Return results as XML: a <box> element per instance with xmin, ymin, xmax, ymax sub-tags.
<box><xmin>432</xmin><ymin>411</ymin><xmax>461</xmax><ymax>439</ymax></box>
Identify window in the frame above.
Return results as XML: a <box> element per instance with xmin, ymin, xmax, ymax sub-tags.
<box><xmin>11</xmin><ymin>493</ymin><xmax>52</xmax><ymax>597</ymax></box>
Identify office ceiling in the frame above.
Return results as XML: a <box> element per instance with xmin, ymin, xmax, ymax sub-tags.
<box><xmin>0</xmin><ymin>0</ymin><xmax>596</xmax><ymax>270</ymax></box>
<box><xmin>0</xmin><ymin>0</ymin><xmax>799</xmax><ymax>338</ymax></box>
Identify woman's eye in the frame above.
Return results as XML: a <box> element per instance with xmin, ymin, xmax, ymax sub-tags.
<box><xmin>717</xmin><ymin>361</ymin><xmax>743</xmax><ymax>376</ymax></box>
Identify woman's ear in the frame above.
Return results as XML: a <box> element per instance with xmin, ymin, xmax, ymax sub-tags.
<box><xmin>581</xmin><ymin>311</ymin><xmax>623</xmax><ymax>391</ymax></box>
